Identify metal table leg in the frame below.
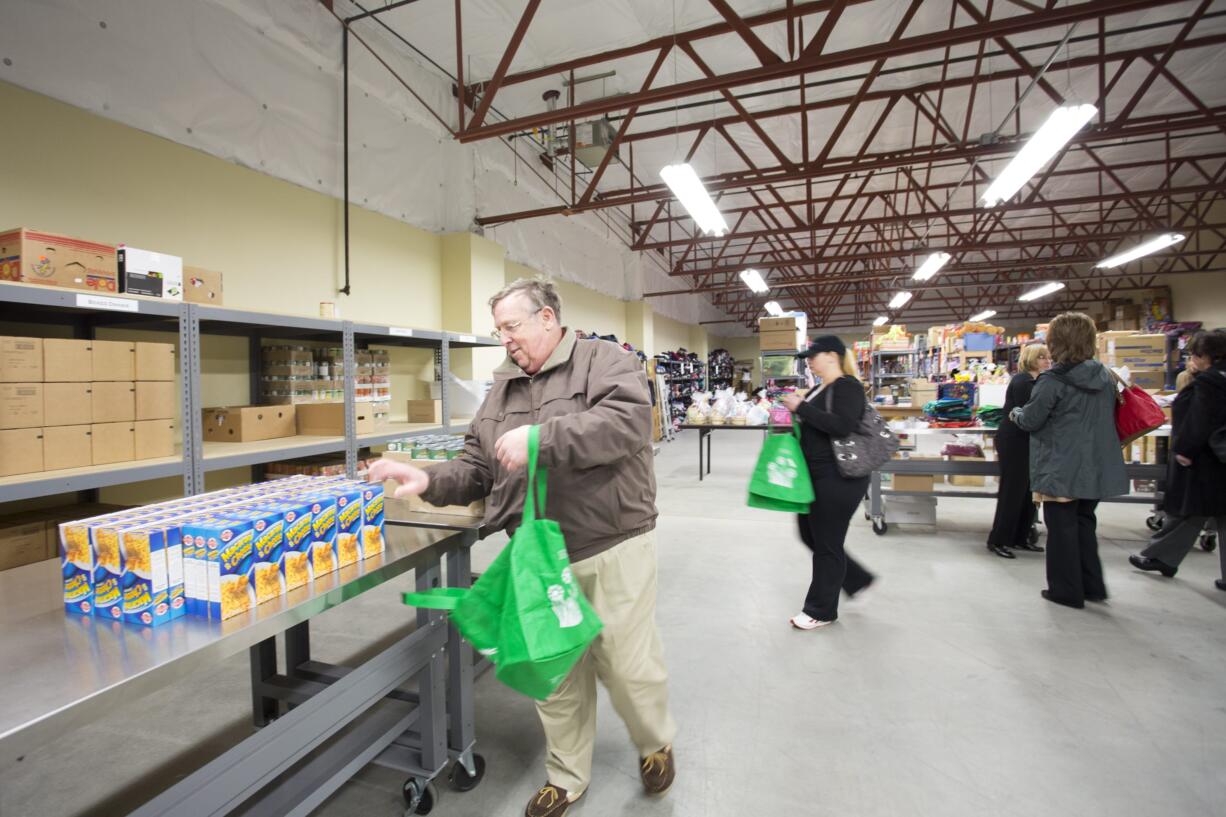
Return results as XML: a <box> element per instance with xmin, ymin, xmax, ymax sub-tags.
<box><xmin>415</xmin><ymin>557</ymin><xmax>447</xmax><ymax>777</ymax></box>
<box><xmin>706</xmin><ymin>429</ymin><xmax>712</xmax><ymax>477</ymax></box>
<box><xmin>250</xmin><ymin>638</ymin><xmax>279</xmax><ymax>726</ymax></box>
<box><xmin>445</xmin><ymin>531</ymin><xmax>480</xmax><ymax>782</ymax></box>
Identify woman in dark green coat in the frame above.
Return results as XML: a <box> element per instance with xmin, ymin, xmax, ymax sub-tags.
<box><xmin>1011</xmin><ymin>312</ymin><xmax>1128</xmax><ymax>609</ymax></box>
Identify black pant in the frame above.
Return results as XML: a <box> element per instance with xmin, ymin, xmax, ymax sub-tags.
<box><xmin>796</xmin><ymin>463</ymin><xmax>873</xmax><ymax>621</ymax></box>
<box><xmin>1043</xmin><ymin>499</ymin><xmax>1106</xmax><ymax>604</ymax></box>
<box><xmin>987</xmin><ymin>433</ymin><xmax>1035</xmax><ymax>548</ymax></box>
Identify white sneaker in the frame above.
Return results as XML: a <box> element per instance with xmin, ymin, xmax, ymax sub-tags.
<box><xmin>790</xmin><ymin>613</ymin><xmax>835</xmax><ymax>630</ymax></box>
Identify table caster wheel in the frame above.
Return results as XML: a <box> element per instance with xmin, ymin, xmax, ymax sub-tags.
<box><xmin>403</xmin><ymin>779</ymin><xmax>439</xmax><ymax>815</ymax></box>
<box><xmin>450</xmin><ymin>753</ymin><xmax>486</xmax><ymax>792</ymax></box>
<box><xmin>1201</xmin><ymin>532</ymin><xmax>1217</xmax><ymax>553</ymax></box>
<box><xmin>1146</xmin><ymin>514</ymin><xmax>1163</xmax><ymax>532</ymax></box>
<box><xmin>872</xmin><ymin>518</ymin><xmax>887</xmax><ymax>536</ymax></box>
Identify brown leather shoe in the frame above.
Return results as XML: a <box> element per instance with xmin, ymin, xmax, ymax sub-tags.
<box><xmin>640</xmin><ymin>745</ymin><xmax>676</xmax><ymax>796</ymax></box>
<box><xmin>525</xmin><ymin>783</ymin><xmax>572</xmax><ymax>817</ymax></box>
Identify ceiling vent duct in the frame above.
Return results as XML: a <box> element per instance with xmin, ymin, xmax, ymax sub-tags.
<box><xmin>573</xmin><ymin>117</ymin><xmax>616</xmax><ymax>169</ymax></box>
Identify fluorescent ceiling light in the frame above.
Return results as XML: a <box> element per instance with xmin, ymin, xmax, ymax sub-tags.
<box><xmin>1018</xmin><ymin>282</ymin><xmax>1066</xmax><ymax>302</ymax></box>
<box><xmin>764</xmin><ymin>300</ymin><xmax>784</xmax><ymax>316</ymax></box>
<box><xmin>739</xmin><ymin>268</ymin><xmax>769</xmax><ymax>293</ymax></box>
<box><xmin>913</xmin><ymin>251</ymin><xmax>951</xmax><ymax>281</ymax></box>
<box><xmin>659</xmin><ymin>163</ymin><xmax>728</xmax><ymax>236</ymax></box>
<box><xmin>1095</xmin><ymin>233</ymin><xmax>1186</xmax><ymax>268</ymax></box>
<box><xmin>981</xmin><ymin>104</ymin><xmax>1097</xmax><ymax>207</ymax></box>
<box><xmin>873</xmin><ymin>316</ymin><xmax>889</xmax><ymax>326</ymax></box>
<box><xmin>888</xmin><ymin>291</ymin><xmax>913</xmax><ymax>310</ymax></box>
<box><xmin>969</xmin><ymin>309</ymin><xmax>997</xmax><ymax>322</ymax></box>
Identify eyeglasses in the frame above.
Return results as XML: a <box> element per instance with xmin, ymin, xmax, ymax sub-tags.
<box><xmin>492</xmin><ymin>308</ymin><xmax>542</xmax><ymax>340</ymax></box>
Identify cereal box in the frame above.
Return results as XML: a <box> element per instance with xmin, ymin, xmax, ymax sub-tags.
<box><xmin>329</xmin><ymin>484</ymin><xmax>363</xmax><ymax>568</ymax></box>
<box><xmin>134</xmin><ymin>515</ymin><xmax>187</xmax><ymax>621</ymax></box>
<box><xmin>58</xmin><ymin>510</ymin><xmax>130</xmax><ymax>615</ymax></box>
<box><xmin>358</xmin><ymin>481</ymin><xmax>385</xmax><ymax>559</ymax></box>
<box><xmin>252</xmin><ymin>499</ymin><xmax>313</xmax><ymax>590</ymax></box>
<box><xmin>226</xmin><ymin>508</ymin><xmax>285</xmax><ymax>605</ymax></box>
<box><xmin>303</xmin><ymin>494</ymin><xmax>338</xmax><ymax>578</ymax></box>
<box><xmin>119</xmin><ymin>526</ymin><xmax>174</xmax><ymax>627</ymax></box>
<box><xmin>180</xmin><ymin>513</ymin><xmax>222</xmax><ymax>618</ymax></box>
<box><xmin>90</xmin><ymin>516</ymin><xmax>144</xmax><ymax>622</ymax></box>
<box><xmin>184</xmin><ymin>517</ymin><xmax>256</xmax><ymax>620</ymax></box>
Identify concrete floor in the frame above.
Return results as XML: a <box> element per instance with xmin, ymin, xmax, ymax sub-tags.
<box><xmin>3</xmin><ymin>429</ymin><xmax>1224</xmax><ymax>817</ymax></box>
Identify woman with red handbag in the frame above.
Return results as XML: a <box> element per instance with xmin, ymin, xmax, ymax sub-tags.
<box><xmin>1010</xmin><ymin>312</ymin><xmax>1128</xmax><ymax>609</ymax></box>
<box><xmin>1129</xmin><ymin>329</ymin><xmax>1226</xmax><ymax>589</ymax></box>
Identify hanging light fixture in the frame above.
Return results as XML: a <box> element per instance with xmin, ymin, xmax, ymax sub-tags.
<box><xmin>739</xmin><ymin>268</ymin><xmax>769</xmax><ymax>293</ymax></box>
<box><xmin>873</xmin><ymin>316</ymin><xmax>889</xmax><ymax>326</ymax></box>
<box><xmin>1095</xmin><ymin>233</ymin><xmax>1186</xmax><ymax>268</ymax></box>
<box><xmin>981</xmin><ymin>104</ymin><xmax>1097</xmax><ymax>207</ymax></box>
<box><xmin>764</xmin><ymin>300</ymin><xmax>784</xmax><ymax>316</ymax></box>
<box><xmin>659</xmin><ymin>163</ymin><xmax>728</xmax><ymax>236</ymax></box>
<box><xmin>969</xmin><ymin>309</ymin><xmax>997</xmax><ymax>322</ymax></box>
<box><xmin>1018</xmin><ymin>282</ymin><xmax>1066</xmax><ymax>302</ymax></box>
<box><xmin>888</xmin><ymin>291</ymin><xmax>913</xmax><ymax>310</ymax></box>
<box><xmin>912</xmin><ymin>252</ymin><xmax>951</xmax><ymax>281</ymax></box>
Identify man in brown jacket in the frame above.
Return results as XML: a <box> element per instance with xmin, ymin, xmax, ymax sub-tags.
<box><xmin>369</xmin><ymin>278</ymin><xmax>677</xmax><ymax>817</ymax></box>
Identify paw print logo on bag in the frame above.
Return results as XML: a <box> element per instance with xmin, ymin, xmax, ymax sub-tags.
<box><xmin>766</xmin><ymin>454</ymin><xmax>797</xmax><ymax>488</ymax></box>
<box><xmin>548</xmin><ymin>578</ymin><xmax>584</xmax><ymax>629</ymax></box>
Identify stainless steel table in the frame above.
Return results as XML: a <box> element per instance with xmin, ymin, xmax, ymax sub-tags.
<box><xmin>0</xmin><ymin>514</ymin><xmax>486</xmax><ymax>816</ymax></box>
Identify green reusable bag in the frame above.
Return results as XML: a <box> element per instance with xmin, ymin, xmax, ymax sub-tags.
<box><xmin>403</xmin><ymin>425</ymin><xmax>602</xmax><ymax>700</ymax></box>
<box><xmin>747</xmin><ymin>421</ymin><xmax>815</xmax><ymax>513</ymax></box>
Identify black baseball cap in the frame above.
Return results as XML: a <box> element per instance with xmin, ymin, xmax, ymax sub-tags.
<box><xmin>796</xmin><ymin>335</ymin><xmax>847</xmax><ymax>358</ymax></box>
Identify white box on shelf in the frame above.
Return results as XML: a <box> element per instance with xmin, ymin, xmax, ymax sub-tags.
<box><xmin>118</xmin><ymin>246</ymin><xmax>183</xmax><ymax>301</ymax></box>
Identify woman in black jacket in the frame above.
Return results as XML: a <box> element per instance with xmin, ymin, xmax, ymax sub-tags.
<box><xmin>781</xmin><ymin>336</ymin><xmax>875</xmax><ymax>630</ymax></box>
<box><xmin>1129</xmin><ymin>329</ymin><xmax>1226</xmax><ymax>590</ymax></box>
<box><xmin>986</xmin><ymin>342</ymin><xmax>1051</xmax><ymax>558</ymax></box>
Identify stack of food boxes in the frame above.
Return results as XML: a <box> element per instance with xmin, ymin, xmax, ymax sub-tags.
<box><xmin>1096</xmin><ymin>331</ymin><xmax>1167</xmax><ymax>390</ymax></box>
<box><xmin>57</xmin><ymin>476</ymin><xmax>385</xmax><ymax>625</ymax></box>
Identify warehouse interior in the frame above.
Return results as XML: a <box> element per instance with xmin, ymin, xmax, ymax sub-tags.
<box><xmin>1</xmin><ymin>2</ymin><xmax>1224</xmax><ymax>816</ymax></box>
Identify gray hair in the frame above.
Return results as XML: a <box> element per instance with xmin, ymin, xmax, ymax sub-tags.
<box><xmin>488</xmin><ymin>277</ymin><xmax>563</xmax><ymax>320</ymax></box>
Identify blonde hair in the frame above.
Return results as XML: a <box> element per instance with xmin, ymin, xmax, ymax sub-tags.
<box><xmin>841</xmin><ymin>349</ymin><xmax>862</xmax><ymax>381</ymax></box>
<box><xmin>1019</xmin><ymin>342</ymin><xmax>1049</xmax><ymax>374</ymax></box>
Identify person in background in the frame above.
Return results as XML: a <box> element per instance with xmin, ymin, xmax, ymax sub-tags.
<box><xmin>780</xmin><ymin>336</ymin><xmax>875</xmax><ymax>630</ymax></box>
<box><xmin>986</xmin><ymin>342</ymin><xmax>1052</xmax><ymax>559</ymax></box>
<box><xmin>1129</xmin><ymin>329</ymin><xmax>1226</xmax><ymax>589</ymax></box>
<box><xmin>1011</xmin><ymin>313</ymin><xmax>1128</xmax><ymax>609</ymax></box>
<box><xmin>370</xmin><ymin>279</ymin><xmax>676</xmax><ymax>817</ymax></box>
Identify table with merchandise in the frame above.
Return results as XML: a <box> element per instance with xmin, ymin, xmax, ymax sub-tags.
<box><xmin>865</xmin><ymin>425</ymin><xmax>1170</xmax><ymax>535</ymax></box>
<box><xmin>0</xmin><ymin>479</ymin><xmax>487</xmax><ymax>817</ymax></box>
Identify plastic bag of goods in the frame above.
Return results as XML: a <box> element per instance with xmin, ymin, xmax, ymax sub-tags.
<box><xmin>746</xmin><ymin>403</ymin><xmax>769</xmax><ymax>425</ymax></box>
<box><xmin>729</xmin><ymin>395</ymin><xmax>750</xmax><ymax>425</ymax></box>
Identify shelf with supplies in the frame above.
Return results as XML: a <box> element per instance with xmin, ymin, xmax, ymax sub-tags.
<box><xmin>0</xmin><ymin>281</ymin><xmax>490</xmax><ymax>502</ymax></box>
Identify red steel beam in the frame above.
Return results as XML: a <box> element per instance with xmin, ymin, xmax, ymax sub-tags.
<box><xmin>455</xmin><ymin>0</ymin><xmax>1171</xmax><ymax>143</ymax></box>
<box><xmin>705</xmin><ymin>0</ymin><xmax>783</xmax><ymax>66</ymax></box>
<box><xmin>465</xmin><ymin>0</ymin><xmax>543</xmax><ymax>131</ymax></box>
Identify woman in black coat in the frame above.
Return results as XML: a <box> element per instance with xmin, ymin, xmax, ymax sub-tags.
<box><xmin>1130</xmin><ymin>329</ymin><xmax>1226</xmax><ymax>590</ymax></box>
<box><xmin>986</xmin><ymin>342</ymin><xmax>1051</xmax><ymax>558</ymax></box>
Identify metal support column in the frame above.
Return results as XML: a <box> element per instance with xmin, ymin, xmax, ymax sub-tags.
<box><xmin>415</xmin><ymin>558</ymin><xmax>447</xmax><ymax>776</ymax></box>
<box><xmin>342</xmin><ymin>321</ymin><xmax>357</xmax><ymax>479</ymax></box>
<box><xmin>250</xmin><ymin>638</ymin><xmax>279</xmax><ymax>727</ymax></box>
<box><xmin>446</xmin><ymin>531</ymin><xmax>478</xmax><ymax>770</ymax></box>
<box><xmin>285</xmin><ymin>622</ymin><xmax>311</xmax><ymax>677</ymax></box>
<box><xmin>440</xmin><ymin>336</ymin><xmax>451</xmax><ymax>432</ymax></box>
<box><xmin>180</xmin><ymin>303</ymin><xmax>204</xmax><ymax>496</ymax></box>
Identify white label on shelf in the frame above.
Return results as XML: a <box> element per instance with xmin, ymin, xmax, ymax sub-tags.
<box><xmin>76</xmin><ymin>294</ymin><xmax>139</xmax><ymax>313</ymax></box>
<box><xmin>457</xmin><ymin>334</ymin><xmax>477</xmax><ymax>343</ymax></box>
<box><xmin>388</xmin><ymin>326</ymin><xmax>414</xmax><ymax>337</ymax></box>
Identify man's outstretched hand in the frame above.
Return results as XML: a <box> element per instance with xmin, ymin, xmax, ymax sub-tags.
<box><xmin>367</xmin><ymin>459</ymin><xmax>430</xmax><ymax>498</ymax></box>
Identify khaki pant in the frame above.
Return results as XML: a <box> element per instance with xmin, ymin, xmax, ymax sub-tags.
<box><xmin>536</xmin><ymin>529</ymin><xmax>677</xmax><ymax>797</ymax></box>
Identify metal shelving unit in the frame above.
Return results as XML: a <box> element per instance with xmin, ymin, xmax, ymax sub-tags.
<box><xmin>871</xmin><ymin>349</ymin><xmax>919</xmax><ymax>400</ymax></box>
<box><xmin>0</xmin><ymin>282</ymin><xmax>499</xmax><ymax>502</ymax></box>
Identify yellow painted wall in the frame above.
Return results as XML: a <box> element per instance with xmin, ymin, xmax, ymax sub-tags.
<box><xmin>652</xmin><ymin>313</ymin><xmax>692</xmax><ymax>356</ymax></box>
<box><xmin>504</xmin><ymin>261</ymin><xmax>629</xmax><ymax>342</ymax></box>
<box><xmin>1165</xmin><ymin>271</ymin><xmax>1226</xmax><ymax>328</ymax></box>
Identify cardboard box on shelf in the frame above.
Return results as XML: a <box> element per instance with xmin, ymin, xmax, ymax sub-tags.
<box><xmin>406</xmin><ymin>399</ymin><xmax>441</xmax><ymax>424</ymax></box>
<box><xmin>759</xmin><ymin>330</ymin><xmax>802</xmax><ymax>351</ymax></box>
<box><xmin>949</xmin><ymin>455</ymin><xmax>987</xmax><ymax>487</ymax></box>
<box><xmin>1</xmin><ymin>383</ymin><xmax>44</xmax><ymax>429</ymax></box>
<box><xmin>91</xmin><ymin>381</ymin><xmax>136</xmax><ymax>423</ymax></box>
<box><xmin>92</xmin><ymin>422</ymin><xmax>135</xmax><ymax>465</ymax></box>
<box><xmin>202</xmin><ymin>405</ymin><xmax>296</xmax><ymax>443</ymax></box>
<box><xmin>43</xmin><ymin>425</ymin><xmax>92</xmax><ymax>471</ymax></box>
<box><xmin>134</xmin><ymin>342</ymin><xmax>175</xmax><ymax>381</ymax></box>
<box><xmin>890</xmin><ymin>455</ymin><xmax>940</xmax><ymax>492</ymax></box>
<box><xmin>0</xmin><ymin>337</ymin><xmax>43</xmax><ymax>382</ymax></box>
<box><xmin>135</xmin><ymin>419</ymin><xmax>176</xmax><ymax>459</ymax></box>
<box><xmin>92</xmin><ymin>340</ymin><xmax>135</xmax><ymax>381</ymax></box>
<box><xmin>118</xmin><ymin>246</ymin><xmax>183</xmax><ymax>301</ymax></box>
<box><xmin>296</xmin><ymin>403</ymin><xmax>374</xmax><ymax>436</ymax></box>
<box><xmin>0</xmin><ymin>428</ymin><xmax>43</xmax><ymax>476</ymax></box>
<box><xmin>43</xmin><ymin>338</ymin><xmax>92</xmax><ymax>382</ymax></box>
<box><xmin>43</xmin><ymin>382</ymin><xmax>91</xmax><ymax>426</ymax></box>
<box><xmin>183</xmin><ymin>266</ymin><xmax>224</xmax><ymax>305</ymax></box>
<box><xmin>135</xmin><ymin>381</ymin><xmax>176</xmax><ymax>420</ymax></box>
<box><xmin>758</xmin><ymin>316</ymin><xmax>801</xmax><ymax>333</ymax></box>
<box><xmin>1129</xmin><ymin>369</ymin><xmax>1166</xmax><ymax>390</ymax></box>
<box><xmin>0</xmin><ymin>227</ymin><xmax>118</xmax><ymax>292</ymax></box>
<box><xmin>264</xmin><ymin>364</ymin><xmax>315</xmax><ymax>377</ymax></box>
<box><xmin>381</xmin><ymin>452</ymin><xmax>485</xmax><ymax>518</ymax></box>
<box><xmin>0</xmin><ymin>519</ymin><xmax>48</xmax><ymax>571</ymax></box>
<box><xmin>262</xmin><ymin>347</ymin><xmax>314</xmax><ymax>364</ymax></box>
<box><xmin>1108</xmin><ymin>318</ymin><xmax>1142</xmax><ymax>331</ymax></box>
